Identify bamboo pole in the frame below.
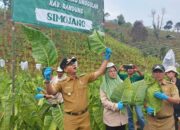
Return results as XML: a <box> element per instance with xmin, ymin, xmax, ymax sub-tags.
<box><xmin>11</xmin><ymin>21</ymin><xmax>16</xmax><ymax>130</ymax></box>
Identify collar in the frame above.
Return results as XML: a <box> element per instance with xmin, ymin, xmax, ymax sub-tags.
<box><xmin>66</xmin><ymin>75</ymin><xmax>79</xmax><ymax>81</ymax></box>
<box><xmin>159</xmin><ymin>79</ymin><xmax>167</xmax><ymax>85</ymax></box>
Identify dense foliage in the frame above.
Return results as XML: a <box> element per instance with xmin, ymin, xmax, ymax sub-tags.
<box><xmin>145</xmin><ymin>81</ymin><xmax>162</xmax><ymax>116</ymax></box>
<box><xmin>130</xmin><ymin>21</ymin><xmax>148</xmax><ymax>42</ymax></box>
<box><xmin>104</xmin><ymin>21</ymin><xmax>180</xmax><ymax>64</ymax></box>
<box><xmin>22</xmin><ymin>25</ymin><xmax>58</xmax><ymax>67</ymax></box>
<box><xmin>88</xmin><ymin>30</ymin><xmax>106</xmax><ymax>55</ymax></box>
<box><xmin>0</xmin><ymin>23</ymin><xmax>161</xmax><ymax>130</ymax></box>
<box><xmin>110</xmin><ymin>79</ymin><xmax>148</xmax><ymax>105</ymax></box>
<box><xmin>0</xmin><ymin>68</ymin><xmax>105</xmax><ymax>130</ymax></box>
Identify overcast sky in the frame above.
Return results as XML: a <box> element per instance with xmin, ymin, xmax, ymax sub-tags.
<box><xmin>1</xmin><ymin>0</ymin><xmax>179</xmax><ymax>27</ymax></box>
<box><xmin>104</xmin><ymin>0</ymin><xmax>180</xmax><ymax>27</ymax></box>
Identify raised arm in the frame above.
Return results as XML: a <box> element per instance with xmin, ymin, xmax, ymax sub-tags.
<box><xmin>134</xmin><ymin>65</ymin><xmax>144</xmax><ymax>76</ymax></box>
<box><xmin>94</xmin><ymin>60</ymin><xmax>109</xmax><ymax>79</ymax></box>
<box><xmin>93</xmin><ymin>48</ymin><xmax>112</xmax><ymax>79</ymax></box>
<box><xmin>45</xmin><ymin>81</ymin><xmax>57</xmax><ymax>95</ymax></box>
<box><xmin>43</xmin><ymin>67</ymin><xmax>58</xmax><ymax>95</ymax></box>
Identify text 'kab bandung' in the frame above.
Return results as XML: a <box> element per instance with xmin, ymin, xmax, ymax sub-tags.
<box><xmin>49</xmin><ymin>0</ymin><xmax>84</xmax><ymax>14</ymax></box>
<box><xmin>49</xmin><ymin>0</ymin><xmax>99</xmax><ymax>10</ymax></box>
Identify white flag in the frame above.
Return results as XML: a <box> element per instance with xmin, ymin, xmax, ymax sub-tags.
<box><xmin>0</xmin><ymin>59</ymin><xmax>5</xmax><ymax>67</ymax></box>
<box><xmin>162</xmin><ymin>49</ymin><xmax>176</xmax><ymax>69</ymax></box>
<box><xmin>35</xmin><ymin>64</ymin><xmax>42</xmax><ymax>70</ymax></box>
<box><xmin>20</xmin><ymin>61</ymin><xmax>28</xmax><ymax>70</ymax></box>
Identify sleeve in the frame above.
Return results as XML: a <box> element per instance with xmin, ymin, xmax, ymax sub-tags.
<box><xmin>52</xmin><ymin>81</ymin><xmax>62</xmax><ymax>93</ymax></box>
<box><xmin>86</xmin><ymin>72</ymin><xmax>97</xmax><ymax>83</ymax></box>
<box><xmin>176</xmin><ymin>79</ymin><xmax>180</xmax><ymax>92</ymax></box>
<box><xmin>100</xmin><ymin>89</ymin><xmax>118</xmax><ymax>111</ymax></box>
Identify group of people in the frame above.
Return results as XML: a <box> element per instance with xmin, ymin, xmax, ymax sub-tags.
<box><xmin>42</xmin><ymin>48</ymin><xmax>180</xmax><ymax>130</ymax></box>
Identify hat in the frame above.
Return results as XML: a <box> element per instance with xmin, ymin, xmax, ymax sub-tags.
<box><xmin>60</xmin><ymin>57</ymin><xmax>77</xmax><ymax>70</ymax></box>
<box><xmin>106</xmin><ymin>62</ymin><xmax>118</xmax><ymax>71</ymax></box>
<box><xmin>165</xmin><ymin>66</ymin><xmax>179</xmax><ymax>75</ymax></box>
<box><xmin>56</xmin><ymin>67</ymin><xmax>63</xmax><ymax>72</ymax></box>
<box><xmin>106</xmin><ymin>62</ymin><xmax>115</xmax><ymax>68</ymax></box>
<box><xmin>152</xmin><ymin>64</ymin><xmax>165</xmax><ymax>72</ymax></box>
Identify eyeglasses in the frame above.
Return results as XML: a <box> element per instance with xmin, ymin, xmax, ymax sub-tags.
<box><xmin>67</xmin><ymin>62</ymin><xmax>75</xmax><ymax>66</ymax></box>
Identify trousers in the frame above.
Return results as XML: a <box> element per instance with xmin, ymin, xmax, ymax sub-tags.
<box><xmin>127</xmin><ymin>105</ymin><xmax>145</xmax><ymax>130</ymax></box>
<box><xmin>64</xmin><ymin>111</ymin><xmax>91</xmax><ymax>130</ymax></box>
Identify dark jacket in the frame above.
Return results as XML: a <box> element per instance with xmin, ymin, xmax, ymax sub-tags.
<box><xmin>174</xmin><ymin>78</ymin><xmax>180</xmax><ymax>112</ymax></box>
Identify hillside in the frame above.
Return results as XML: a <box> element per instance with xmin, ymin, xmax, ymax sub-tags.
<box><xmin>0</xmin><ymin>9</ymin><xmax>163</xmax><ymax>130</ymax></box>
<box><xmin>0</xmin><ymin>21</ymin><xmax>159</xmax><ymax>73</ymax></box>
<box><xmin>104</xmin><ymin>21</ymin><xmax>180</xmax><ymax>64</ymax></box>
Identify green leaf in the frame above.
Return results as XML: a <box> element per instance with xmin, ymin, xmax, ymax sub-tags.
<box><xmin>22</xmin><ymin>25</ymin><xmax>58</xmax><ymax>66</ymax></box>
<box><xmin>88</xmin><ymin>30</ymin><xmax>106</xmax><ymax>55</ymax></box>
<box><xmin>146</xmin><ymin>82</ymin><xmax>162</xmax><ymax>115</ymax></box>
<box><xmin>51</xmin><ymin>105</ymin><xmax>63</xmax><ymax>130</ymax></box>
<box><xmin>131</xmin><ymin>80</ymin><xmax>148</xmax><ymax>105</ymax></box>
<box><xmin>44</xmin><ymin>116</ymin><xmax>56</xmax><ymax>130</ymax></box>
<box><xmin>110</xmin><ymin>78</ymin><xmax>133</xmax><ymax>104</ymax></box>
<box><xmin>120</xmin><ymin>78</ymin><xmax>134</xmax><ymax>104</ymax></box>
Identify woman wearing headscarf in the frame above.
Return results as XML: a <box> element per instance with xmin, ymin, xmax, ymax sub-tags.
<box><xmin>100</xmin><ymin>62</ymin><xmax>128</xmax><ymax>130</ymax></box>
<box><xmin>165</xmin><ymin>66</ymin><xmax>180</xmax><ymax>130</ymax></box>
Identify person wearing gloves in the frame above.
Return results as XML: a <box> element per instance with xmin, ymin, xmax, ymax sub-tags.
<box><xmin>100</xmin><ymin>62</ymin><xmax>128</xmax><ymax>130</ymax></box>
<box><xmin>165</xmin><ymin>66</ymin><xmax>180</xmax><ymax>130</ymax></box>
<box><xmin>35</xmin><ymin>67</ymin><xmax>66</xmax><ymax>102</ymax></box>
<box><xmin>144</xmin><ymin>64</ymin><xmax>180</xmax><ymax>130</ymax></box>
<box><xmin>43</xmin><ymin>48</ymin><xmax>112</xmax><ymax>130</ymax></box>
<box><xmin>118</xmin><ymin>64</ymin><xmax>145</xmax><ymax>130</ymax></box>
<box><xmin>47</xmin><ymin>67</ymin><xmax>67</xmax><ymax>106</ymax></box>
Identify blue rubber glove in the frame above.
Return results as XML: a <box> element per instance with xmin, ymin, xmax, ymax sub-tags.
<box><xmin>43</xmin><ymin>67</ymin><xmax>52</xmax><ymax>81</ymax></box>
<box><xmin>104</xmin><ymin>48</ymin><xmax>112</xmax><ymax>60</ymax></box>
<box><xmin>117</xmin><ymin>101</ymin><xmax>124</xmax><ymax>110</ymax></box>
<box><xmin>36</xmin><ymin>87</ymin><xmax>44</xmax><ymax>93</ymax></box>
<box><xmin>35</xmin><ymin>94</ymin><xmax>44</xmax><ymax>100</ymax></box>
<box><xmin>146</xmin><ymin>106</ymin><xmax>154</xmax><ymax>115</ymax></box>
<box><xmin>154</xmin><ymin>92</ymin><xmax>169</xmax><ymax>100</ymax></box>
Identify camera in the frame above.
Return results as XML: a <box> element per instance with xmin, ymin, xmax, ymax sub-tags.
<box><xmin>123</xmin><ymin>64</ymin><xmax>133</xmax><ymax>70</ymax></box>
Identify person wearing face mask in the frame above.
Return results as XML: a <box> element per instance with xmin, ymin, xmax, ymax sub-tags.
<box><xmin>165</xmin><ymin>66</ymin><xmax>180</xmax><ymax>130</ymax></box>
<box><xmin>144</xmin><ymin>64</ymin><xmax>180</xmax><ymax>130</ymax></box>
<box><xmin>100</xmin><ymin>62</ymin><xmax>128</xmax><ymax>130</ymax></box>
<box><xmin>118</xmin><ymin>64</ymin><xmax>145</xmax><ymax>130</ymax></box>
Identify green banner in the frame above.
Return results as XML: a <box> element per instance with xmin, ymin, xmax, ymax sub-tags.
<box><xmin>12</xmin><ymin>0</ymin><xmax>104</xmax><ymax>32</ymax></box>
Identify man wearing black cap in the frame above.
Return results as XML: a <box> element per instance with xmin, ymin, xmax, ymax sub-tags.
<box><xmin>44</xmin><ymin>48</ymin><xmax>112</xmax><ymax>130</ymax></box>
<box><xmin>144</xmin><ymin>64</ymin><xmax>180</xmax><ymax>130</ymax></box>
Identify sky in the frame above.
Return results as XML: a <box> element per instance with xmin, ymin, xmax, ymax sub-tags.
<box><xmin>0</xmin><ymin>1</ymin><xmax>3</xmax><ymax>8</ymax></box>
<box><xmin>104</xmin><ymin>0</ymin><xmax>180</xmax><ymax>27</ymax></box>
<box><xmin>1</xmin><ymin>0</ymin><xmax>179</xmax><ymax>28</ymax></box>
